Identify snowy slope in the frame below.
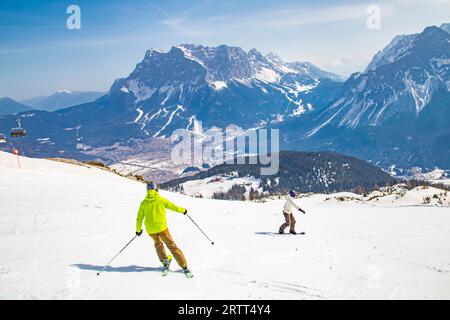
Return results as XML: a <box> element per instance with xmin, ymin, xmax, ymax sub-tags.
<box><xmin>323</xmin><ymin>185</ymin><xmax>449</xmax><ymax>207</ymax></box>
<box><xmin>1</xmin><ymin>151</ymin><xmax>450</xmax><ymax>299</ymax></box>
<box><xmin>175</xmin><ymin>170</ymin><xmax>448</xmax><ymax>206</ymax></box>
<box><xmin>407</xmin><ymin>169</ymin><xmax>450</xmax><ymax>187</ymax></box>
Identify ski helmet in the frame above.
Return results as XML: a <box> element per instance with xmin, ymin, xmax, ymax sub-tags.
<box><xmin>289</xmin><ymin>190</ymin><xmax>296</xmax><ymax>197</ymax></box>
<box><xmin>146</xmin><ymin>181</ymin><xmax>158</xmax><ymax>191</ymax></box>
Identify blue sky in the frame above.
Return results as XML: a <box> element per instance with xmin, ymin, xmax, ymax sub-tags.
<box><xmin>1</xmin><ymin>0</ymin><xmax>449</xmax><ymax>100</ymax></box>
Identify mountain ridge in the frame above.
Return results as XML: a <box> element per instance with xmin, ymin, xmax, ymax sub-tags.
<box><xmin>162</xmin><ymin>151</ymin><xmax>395</xmax><ymax>194</ymax></box>
<box><xmin>0</xmin><ymin>44</ymin><xmax>345</xmax><ymax>157</ymax></box>
<box><xmin>21</xmin><ymin>90</ymin><xmax>106</xmax><ymax>112</ymax></box>
<box><xmin>0</xmin><ymin>25</ymin><xmax>448</xmax><ymax>173</ymax></box>
<box><xmin>276</xmin><ymin>25</ymin><xmax>450</xmax><ymax>170</ymax></box>
<box><xmin>0</xmin><ymin>97</ymin><xmax>31</xmax><ymax>115</ymax></box>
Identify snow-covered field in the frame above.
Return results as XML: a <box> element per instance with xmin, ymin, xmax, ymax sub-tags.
<box><xmin>1</xmin><ymin>151</ymin><xmax>450</xmax><ymax>300</ymax></box>
<box><xmin>180</xmin><ymin>173</ymin><xmax>261</xmax><ymax>198</ymax></box>
<box><xmin>173</xmin><ymin>172</ymin><xmax>450</xmax><ymax>206</ymax></box>
<box><xmin>392</xmin><ymin>168</ymin><xmax>450</xmax><ymax>187</ymax></box>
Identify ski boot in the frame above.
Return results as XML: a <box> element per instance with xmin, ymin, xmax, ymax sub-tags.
<box><xmin>183</xmin><ymin>267</ymin><xmax>194</xmax><ymax>279</ymax></box>
<box><xmin>290</xmin><ymin>230</ymin><xmax>297</xmax><ymax>235</ymax></box>
<box><xmin>161</xmin><ymin>255</ymin><xmax>172</xmax><ymax>276</ymax></box>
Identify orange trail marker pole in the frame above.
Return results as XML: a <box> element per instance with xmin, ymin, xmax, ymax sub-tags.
<box><xmin>13</xmin><ymin>148</ymin><xmax>21</xmax><ymax>169</ymax></box>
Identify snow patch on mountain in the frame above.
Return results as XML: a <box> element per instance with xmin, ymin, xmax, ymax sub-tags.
<box><xmin>404</xmin><ymin>70</ymin><xmax>434</xmax><ymax>114</ymax></box>
<box><xmin>133</xmin><ymin>107</ymin><xmax>144</xmax><ymax>123</ymax></box>
<box><xmin>211</xmin><ymin>81</ymin><xmax>228</xmax><ymax>90</ymax></box>
<box><xmin>127</xmin><ymin>80</ymin><xmax>157</xmax><ymax>103</ymax></box>
<box><xmin>306</xmin><ymin>104</ymin><xmax>344</xmax><ymax>137</ymax></box>
<box><xmin>153</xmin><ymin>105</ymin><xmax>185</xmax><ymax>138</ymax></box>
<box><xmin>292</xmin><ymin>103</ymin><xmax>306</xmax><ymax>116</ymax></box>
<box><xmin>254</xmin><ymin>67</ymin><xmax>280</xmax><ymax>83</ymax></box>
<box><xmin>294</xmin><ymin>82</ymin><xmax>318</xmax><ymax>94</ymax></box>
<box><xmin>56</xmin><ymin>89</ymin><xmax>73</xmax><ymax>94</ymax></box>
<box><xmin>175</xmin><ymin>45</ymin><xmax>207</xmax><ymax>69</ymax></box>
<box><xmin>186</xmin><ymin>115</ymin><xmax>203</xmax><ymax>134</ymax></box>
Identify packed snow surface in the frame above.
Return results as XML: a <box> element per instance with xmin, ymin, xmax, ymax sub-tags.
<box><xmin>1</xmin><ymin>151</ymin><xmax>450</xmax><ymax>299</ymax></box>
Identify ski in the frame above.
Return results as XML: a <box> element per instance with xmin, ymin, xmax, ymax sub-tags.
<box><xmin>161</xmin><ymin>268</ymin><xmax>170</xmax><ymax>276</ymax></box>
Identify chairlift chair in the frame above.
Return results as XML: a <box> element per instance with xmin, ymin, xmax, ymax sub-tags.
<box><xmin>10</xmin><ymin>118</ymin><xmax>27</xmax><ymax>138</ymax></box>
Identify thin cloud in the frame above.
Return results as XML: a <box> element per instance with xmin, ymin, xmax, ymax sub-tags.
<box><xmin>158</xmin><ymin>3</ymin><xmax>395</xmax><ymax>37</ymax></box>
<box><xmin>156</xmin><ymin>0</ymin><xmax>450</xmax><ymax>38</ymax></box>
<box><xmin>142</xmin><ymin>0</ymin><xmax>172</xmax><ymax>18</ymax></box>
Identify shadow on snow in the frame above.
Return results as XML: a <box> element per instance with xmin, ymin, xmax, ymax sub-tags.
<box><xmin>71</xmin><ymin>264</ymin><xmax>162</xmax><ymax>273</ymax></box>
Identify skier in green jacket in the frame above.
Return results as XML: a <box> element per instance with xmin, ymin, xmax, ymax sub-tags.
<box><xmin>136</xmin><ymin>181</ymin><xmax>192</xmax><ymax>277</ymax></box>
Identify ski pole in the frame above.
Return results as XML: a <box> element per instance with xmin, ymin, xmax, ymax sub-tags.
<box><xmin>186</xmin><ymin>213</ymin><xmax>214</xmax><ymax>245</ymax></box>
<box><xmin>97</xmin><ymin>235</ymin><xmax>137</xmax><ymax>276</ymax></box>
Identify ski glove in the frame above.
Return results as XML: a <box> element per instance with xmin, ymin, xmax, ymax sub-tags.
<box><xmin>298</xmin><ymin>208</ymin><xmax>306</xmax><ymax>214</ymax></box>
<box><xmin>183</xmin><ymin>209</ymin><xmax>188</xmax><ymax>215</ymax></box>
<box><xmin>136</xmin><ymin>230</ymin><xmax>143</xmax><ymax>236</ymax></box>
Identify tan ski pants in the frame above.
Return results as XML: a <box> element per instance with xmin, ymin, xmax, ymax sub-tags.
<box><xmin>149</xmin><ymin>229</ymin><xmax>187</xmax><ymax>268</ymax></box>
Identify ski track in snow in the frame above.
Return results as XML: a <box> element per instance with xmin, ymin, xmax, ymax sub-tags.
<box><xmin>133</xmin><ymin>107</ymin><xmax>144</xmax><ymax>123</ymax></box>
<box><xmin>153</xmin><ymin>105</ymin><xmax>185</xmax><ymax>138</ymax></box>
<box><xmin>1</xmin><ymin>151</ymin><xmax>450</xmax><ymax>299</ymax></box>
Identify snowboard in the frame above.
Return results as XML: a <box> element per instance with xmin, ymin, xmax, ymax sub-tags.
<box><xmin>254</xmin><ymin>231</ymin><xmax>306</xmax><ymax>236</ymax></box>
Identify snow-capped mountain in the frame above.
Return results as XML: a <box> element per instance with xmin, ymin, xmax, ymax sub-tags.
<box><xmin>279</xmin><ymin>25</ymin><xmax>450</xmax><ymax>170</ymax></box>
<box><xmin>0</xmin><ymin>97</ymin><xmax>31</xmax><ymax>115</ymax></box>
<box><xmin>0</xmin><ymin>45</ymin><xmax>344</xmax><ymax>164</ymax></box>
<box><xmin>365</xmin><ymin>34</ymin><xmax>417</xmax><ymax>72</ymax></box>
<box><xmin>2</xmin><ymin>26</ymin><xmax>447</xmax><ymax>173</ymax></box>
<box><xmin>310</xmin><ymin>26</ymin><xmax>449</xmax><ymax>130</ymax></box>
<box><xmin>109</xmin><ymin>44</ymin><xmax>344</xmax><ymax>136</ymax></box>
<box><xmin>21</xmin><ymin>90</ymin><xmax>106</xmax><ymax>112</ymax></box>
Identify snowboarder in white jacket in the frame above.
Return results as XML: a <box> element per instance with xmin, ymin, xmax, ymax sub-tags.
<box><xmin>279</xmin><ymin>191</ymin><xmax>306</xmax><ymax>234</ymax></box>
